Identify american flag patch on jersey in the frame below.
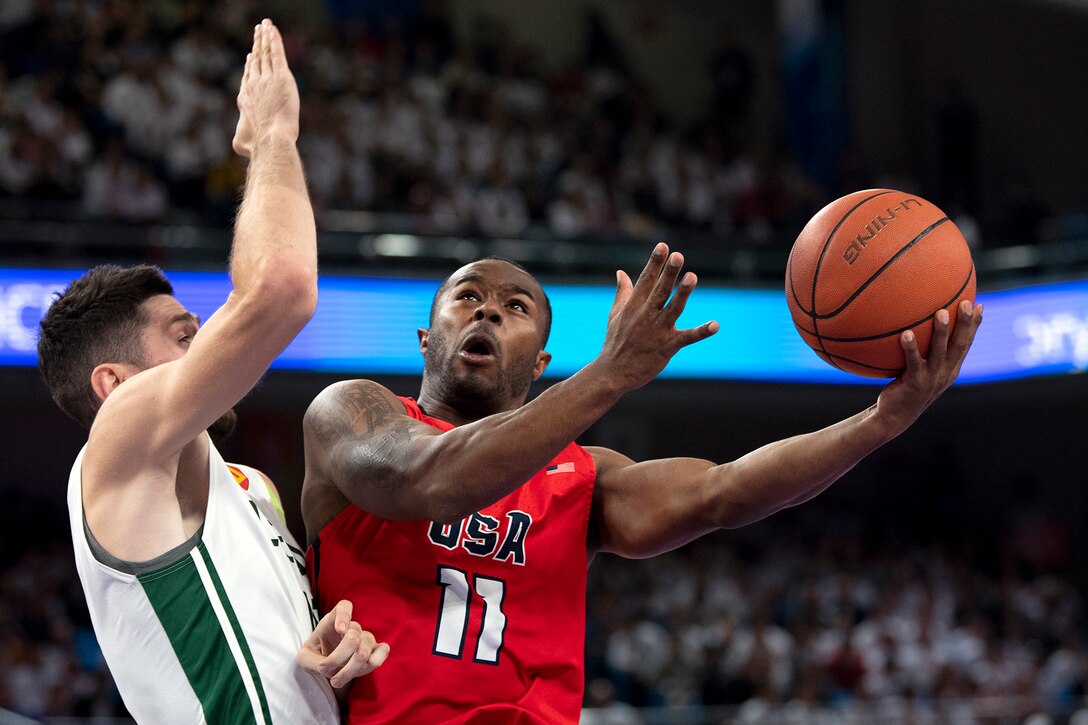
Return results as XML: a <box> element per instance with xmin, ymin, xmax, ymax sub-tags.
<box><xmin>546</xmin><ymin>462</ymin><xmax>576</xmax><ymax>475</ymax></box>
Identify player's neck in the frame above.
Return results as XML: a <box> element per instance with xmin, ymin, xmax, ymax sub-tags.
<box><xmin>417</xmin><ymin>387</ymin><xmax>523</xmax><ymax>427</ymax></box>
<box><xmin>415</xmin><ymin>392</ymin><xmax>481</xmax><ymax>427</ymax></box>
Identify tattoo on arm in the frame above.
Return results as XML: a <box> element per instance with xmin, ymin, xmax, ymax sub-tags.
<box><xmin>308</xmin><ymin>382</ymin><xmax>418</xmax><ymax>493</ymax></box>
<box><xmin>310</xmin><ymin>383</ymin><xmax>395</xmax><ymax>444</ymax></box>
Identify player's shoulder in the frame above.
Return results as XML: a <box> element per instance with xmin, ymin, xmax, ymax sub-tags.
<box><xmin>308</xmin><ymin>379</ymin><xmax>400</xmax><ymax>410</ymax></box>
<box><xmin>582</xmin><ymin>445</ymin><xmax>634</xmax><ymax>474</ymax></box>
<box><xmin>84</xmin><ymin>363</ymin><xmax>192</xmax><ymax>478</ymax></box>
<box><xmin>224</xmin><ymin>462</ymin><xmax>288</xmax><ymax>522</ymax></box>
<box><xmin>86</xmin><ymin>360</ymin><xmax>179</xmax><ymax>443</ymax></box>
<box><xmin>304</xmin><ymin>379</ymin><xmax>408</xmax><ymax>436</ymax></box>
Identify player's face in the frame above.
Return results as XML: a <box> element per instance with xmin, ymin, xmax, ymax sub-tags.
<box><xmin>139</xmin><ymin>295</ymin><xmax>200</xmax><ymax>367</ymax></box>
<box><xmin>421</xmin><ymin>261</ymin><xmax>550</xmax><ymax>416</ymax></box>
<box><xmin>135</xmin><ymin>295</ymin><xmax>237</xmax><ymax>439</ymax></box>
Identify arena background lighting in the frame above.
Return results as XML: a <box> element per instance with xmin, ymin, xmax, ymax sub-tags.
<box><xmin>1</xmin><ymin>267</ymin><xmax>1085</xmax><ymax>384</ymax></box>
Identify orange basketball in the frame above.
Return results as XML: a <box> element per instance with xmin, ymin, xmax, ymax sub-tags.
<box><xmin>785</xmin><ymin>189</ymin><xmax>976</xmax><ymax>378</ymax></box>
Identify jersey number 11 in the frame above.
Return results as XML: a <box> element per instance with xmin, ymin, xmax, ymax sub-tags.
<box><xmin>432</xmin><ymin>565</ymin><xmax>507</xmax><ymax>665</ymax></box>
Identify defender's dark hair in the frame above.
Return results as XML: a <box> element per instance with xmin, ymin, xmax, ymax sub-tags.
<box><xmin>429</xmin><ymin>257</ymin><xmax>553</xmax><ymax>347</ymax></box>
<box><xmin>37</xmin><ymin>265</ymin><xmax>174</xmax><ymax>429</ymax></box>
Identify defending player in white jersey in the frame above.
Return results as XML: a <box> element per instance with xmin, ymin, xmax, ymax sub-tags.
<box><xmin>38</xmin><ymin>19</ymin><xmax>386</xmax><ymax>723</ymax></box>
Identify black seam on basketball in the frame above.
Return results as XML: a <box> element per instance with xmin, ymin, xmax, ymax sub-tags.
<box><xmin>809</xmin><ymin>192</ymin><xmax>895</xmax><ymax>375</ymax></box>
<box><xmin>809</xmin><ymin>217</ymin><xmax>952</xmax><ymax>320</ymax></box>
<box><xmin>814</xmin><ymin>317</ymin><xmax>843</xmax><ymax>370</ymax></box>
<box><xmin>803</xmin><ymin>262</ymin><xmax>975</xmax><ymax>342</ymax></box>
<box><xmin>786</xmin><ymin>253</ymin><xmax>843</xmax><ymax>370</ymax></box>
<box><xmin>814</xmin><ymin>315</ymin><xmax>844</xmax><ymax>371</ymax></box>
<box><xmin>797</xmin><ymin>190</ymin><xmax>895</xmax><ymax>317</ymax></box>
<box><xmin>817</xmin><ymin>349</ymin><xmax>902</xmax><ymax>373</ymax></box>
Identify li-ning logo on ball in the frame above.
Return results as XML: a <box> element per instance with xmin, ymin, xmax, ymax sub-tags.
<box><xmin>843</xmin><ymin>198</ymin><xmax>923</xmax><ymax>264</ymax></box>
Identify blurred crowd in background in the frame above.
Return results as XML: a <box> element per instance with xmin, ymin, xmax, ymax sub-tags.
<box><xmin>0</xmin><ymin>0</ymin><xmax>810</xmax><ymax>245</ymax></box>
<box><xmin>3</xmin><ymin>490</ymin><xmax>1087</xmax><ymax>721</ymax></box>
<box><xmin>585</xmin><ymin>519</ymin><xmax>1088</xmax><ymax>722</ymax></box>
<box><xmin>0</xmin><ymin>0</ymin><xmax>1054</xmax><ymax>253</ymax></box>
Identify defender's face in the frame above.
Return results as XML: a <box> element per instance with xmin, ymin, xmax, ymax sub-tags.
<box><xmin>421</xmin><ymin>260</ymin><xmax>550</xmax><ymax>413</ymax></box>
<box><xmin>132</xmin><ymin>295</ymin><xmax>236</xmax><ymax>440</ymax></box>
<box><xmin>139</xmin><ymin>294</ymin><xmax>200</xmax><ymax>367</ymax></box>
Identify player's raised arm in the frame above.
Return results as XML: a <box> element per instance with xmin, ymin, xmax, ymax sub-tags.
<box><xmin>302</xmin><ymin>245</ymin><xmax>718</xmax><ymax>536</ymax></box>
<box><xmin>588</xmin><ymin>300</ymin><xmax>983</xmax><ymax>559</ymax></box>
<box><xmin>90</xmin><ymin>19</ymin><xmax>315</xmax><ymax>464</ymax></box>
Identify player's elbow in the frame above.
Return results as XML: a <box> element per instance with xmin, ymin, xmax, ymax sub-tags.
<box><xmin>406</xmin><ymin>442</ymin><xmax>504</xmax><ymax>524</ymax></box>
<box><xmin>414</xmin><ymin>481</ymin><xmax>479</xmax><ymax>525</ymax></box>
<box><xmin>350</xmin><ymin>456</ymin><xmax>477</xmax><ymax>524</ymax></box>
<box><xmin>425</xmin><ymin>503</ymin><xmax>470</xmax><ymax>526</ymax></box>
<box><xmin>409</xmin><ymin>463</ymin><xmax>508</xmax><ymax>524</ymax></box>
<box><xmin>253</xmin><ymin>262</ymin><xmax>318</xmax><ymax>325</ymax></box>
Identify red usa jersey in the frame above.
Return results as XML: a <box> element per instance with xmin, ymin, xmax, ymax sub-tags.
<box><xmin>308</xmin><ymin>397</ymin><xmax>595</xmax><ymax>724</ymax></box>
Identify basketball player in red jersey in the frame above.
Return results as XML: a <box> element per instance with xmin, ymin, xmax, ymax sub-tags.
<box><xmin>301</xmin><ymin>243</ymin><xmax>983</xmax><ymax>723</ymax></box>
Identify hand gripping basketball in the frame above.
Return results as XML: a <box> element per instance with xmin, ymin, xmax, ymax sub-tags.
<box><xmin>786</xmin><ymin>189</ymin><xmax>976</xmax><ymax>378</ymax></box>
<box><xmin>875</xmin><ymin>299</ymin><xmax>983</xmax><ymax>434</ymax></box>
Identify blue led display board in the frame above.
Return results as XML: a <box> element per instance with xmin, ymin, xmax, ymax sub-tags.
<box><xmin>2</xmin><ymin>267</ymin><xmax>1085</xmax><ymax>384</ymax></box>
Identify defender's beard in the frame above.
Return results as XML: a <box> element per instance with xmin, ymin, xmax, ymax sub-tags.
<box><xmin>208</xmin><ymin>409</ymin><xmax>238</xmax><ymax>443</ymax></box>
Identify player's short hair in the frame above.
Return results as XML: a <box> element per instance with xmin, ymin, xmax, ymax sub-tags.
<box><xmin>428</xmin><ymin>257</ymin><xmax>553</xmax><ymax>348</ymax></box>
<box><xmin>37</xmin><ymin>265</ymin><xmax>174</xmax><ymax>429</ymax></box>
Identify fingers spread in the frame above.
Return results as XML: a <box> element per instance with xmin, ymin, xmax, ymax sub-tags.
<box><xmin>675</xmin><ymin>320</ymin><xmax>719</xmax><ymax>349</ymax></box>
<box><xmin>647</xmin><ymin>252</ymin><xmax>684</xmax><ymax>310</ymax></box>
<box><xmin>631</xmin><ymin>243</ymin><xmax>669</xmax><ymax>303</ymax></box>
<box><xmin>609</xmin><ymin>270</ymin><xmax>633</xmax><ymax>319</ymax></box>
<box><xmin>662</xmin><ymin>271</ymin><xmax>697</xmax><ymax>325</ymax></box>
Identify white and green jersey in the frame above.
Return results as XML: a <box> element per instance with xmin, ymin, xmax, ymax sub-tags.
<box><xmin>67</xmin><ymin>442</ymin><xmax>338</xmax><ymax>724</ymax></box>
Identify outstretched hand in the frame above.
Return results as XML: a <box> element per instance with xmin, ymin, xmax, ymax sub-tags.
<box><xmin>297</xmin><ymin>599</ymin><xmax>389</xmax><ymax>689</ymax></box>
<box><xmin>599</xmin><ymin>242</ymin><xmax>719</xmax><ymax>390</ymax></box>
<box><xmin>875</xmin><ymin>300</ymin><xmax>984</xmax><ymax>433</ymax></box>
<box><xmin>233</xmin><ymin>19</ymin><xmax>301</xmax><ymax>158</ymax></box>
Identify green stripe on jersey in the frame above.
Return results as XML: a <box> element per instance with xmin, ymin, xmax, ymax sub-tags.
<box><xmin>197</xmin><ymin>543</ymin><xmax>273</xmax><ymax>725</ymax></box>
<box><xmin>137</xmin><ymin>543</ymin><xmax>270</xmax><ymax>725</ymax></box>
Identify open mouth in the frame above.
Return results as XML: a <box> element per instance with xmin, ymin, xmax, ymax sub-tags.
<box><xmin>459</xmin><ymin>333</ymin><xmax>497</xmax><ymax>364</ymax></box>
